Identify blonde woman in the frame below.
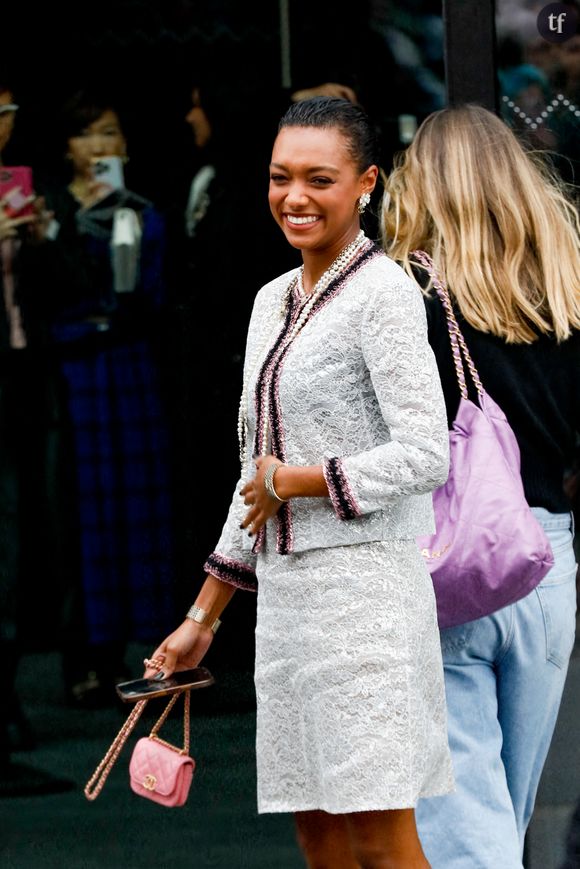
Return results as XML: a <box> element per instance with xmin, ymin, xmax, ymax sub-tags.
<box><xmin>381</xmin><ymin>103</ymin><xmax>580</xmax><ymax>868</ymax></box>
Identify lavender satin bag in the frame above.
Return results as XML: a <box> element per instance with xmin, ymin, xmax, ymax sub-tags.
<box><xmin>413</xmin><ymin>251</ymin><xmax>554</xmax><ymax>629</ymax></box>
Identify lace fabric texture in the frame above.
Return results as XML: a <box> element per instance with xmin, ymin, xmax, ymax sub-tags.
<box><xmin>209</xmin><ymin>253</ymin><xmax>449</xmax><ymax>575</ymax></box>
<box><xmin>208</xmin><ymin>251</ymin><xmax>454</xmax><ymax>812</ymax></box>
<box><xmin>254</xmin><ymin>539</ymin><xmax>454</xmax><ymax>813</ymax></box>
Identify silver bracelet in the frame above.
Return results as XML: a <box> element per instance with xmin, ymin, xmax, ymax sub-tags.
<box><xmin>263</xmin><ymin>462</ymin><xmax>288</xmax><ymax>503</ymax></box>
<box><xmin>185</xmin><ymin>605</ymin><xmax>221</xmax><ymax>634</ymax></box>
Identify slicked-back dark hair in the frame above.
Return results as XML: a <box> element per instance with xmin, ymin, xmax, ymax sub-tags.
<box><xmin>278</xmin><ymin>96</ymin><xmax>378</xmax><ymax>174</ymax></box>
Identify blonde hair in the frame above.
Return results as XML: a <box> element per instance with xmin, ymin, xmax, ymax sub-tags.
<box><xmin>380</xmin><ymin>104</ymin><xmax>580</xmax><ymax>343</ymax></box>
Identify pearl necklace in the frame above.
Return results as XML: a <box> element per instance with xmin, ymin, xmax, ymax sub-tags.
<box><xmin>286</xmin><ymin>230</ymin><xmax>366</xmax><ymax>344</ymax></box>
<box><xmin>238</xmin><ymin>230</ymin><xmax>368</xmax><ymax>468</ymax></box>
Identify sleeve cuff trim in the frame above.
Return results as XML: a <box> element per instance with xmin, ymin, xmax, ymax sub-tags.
<box><xmin>322</xmin><ymin>456</ymin><xmax>362</xmax><ymax>521</ymax></box>
<box><xmin>204</xmin><ymin>552</ymin><xmax>257</xmax><ymax>591</ymax></box>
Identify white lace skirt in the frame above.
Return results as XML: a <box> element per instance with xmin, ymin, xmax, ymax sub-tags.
<box><xmin>254</xmin><ymin>539</ymin><xmax>454</xmax><ymax>814</ymax></box>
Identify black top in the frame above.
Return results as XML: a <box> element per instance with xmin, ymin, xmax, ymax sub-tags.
<box><xmin>422</xmin><ymin>287</ymin><xmax>580</xmax><ymax>514</ymax></box>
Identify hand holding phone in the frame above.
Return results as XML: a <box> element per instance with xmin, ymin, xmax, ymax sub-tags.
<box><xmin>141</xmin><ymin>614</ymin><xmax>219</xmax><ymax>684</ymax></box>
<box><xmin>116</xmin><ymin>666</ymin><xmax>215</xmax><ymax>702</ymax></box>
<box><xmin>0</xmin><ymin>166</ymin><xmax>35</xmax><ymax>218</ymax></box>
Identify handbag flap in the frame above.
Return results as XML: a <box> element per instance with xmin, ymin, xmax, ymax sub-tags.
<box><xmin>130</xmin><ymin>737</ymin><xmax>194</xmax><ymax>796</ymax></box>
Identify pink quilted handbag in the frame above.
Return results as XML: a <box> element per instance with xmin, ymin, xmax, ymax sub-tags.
<box><xmin>85</xmin><ymin>689</ymin><xmax>194</xmax><ymax>807</ymax></box>
<box><xmin>129</xmin><ymin>735</ymin><xmax>194</xmax><ymax>807</ymax></box>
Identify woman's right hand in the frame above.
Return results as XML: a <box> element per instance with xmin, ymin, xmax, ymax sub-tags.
<box><xmin>0</xmin><ymin>197</ymin><xmax>36</xmax><ymax>240</ymax></box>
<box><xmin>143</xmin><ymin>620</ymin><xmax>215</xmax><ymax>680</ymax></box>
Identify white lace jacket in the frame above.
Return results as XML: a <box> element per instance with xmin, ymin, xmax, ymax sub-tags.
<box><xmin>204</xmin><ymin>243</ymin><xmax>449</xmax><ymax>590</ymax></box>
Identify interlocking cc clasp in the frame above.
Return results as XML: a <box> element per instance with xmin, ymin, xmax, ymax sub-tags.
<box><xmin>142</xmin><ymin>774</ymin><xmax>157</xmax><ymax>791</ymax></box>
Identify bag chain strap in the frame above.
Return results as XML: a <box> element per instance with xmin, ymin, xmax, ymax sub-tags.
<box><xmin>84</xmin><ymin>698</ymin><xmax>148</xmax><ymax>801</ymax></box>
<box><xmin>149</xmin><ymin>689</ymin><xmax>191</xmax><ymax>755</ymax></box>
<box><xmin>411</xmin><ymin>250</ymin><xmax>484</xmax><ymax>400</ymax></box>
<box><xmin>83</xmin><ymin>689</ymin><xmax>191</xmax><ymax>801</ymax></box>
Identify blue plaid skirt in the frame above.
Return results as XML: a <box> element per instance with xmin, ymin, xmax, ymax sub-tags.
<box><xmin>55</xmin><ymin>323</ymin><xmax>176</xmax><ymax>646</ymax></box>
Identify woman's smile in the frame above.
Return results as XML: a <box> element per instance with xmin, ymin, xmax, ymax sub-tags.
<box><xmin>284</xmin><ymin>214</ymin><xmax>321</xmax><ymax>227</ymax></box>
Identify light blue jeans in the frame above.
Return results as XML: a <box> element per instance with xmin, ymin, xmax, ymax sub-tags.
<box><xmin>416</xmin><ymin>508</ymin><xmax>578</xmax><ymax>869</ymax></box>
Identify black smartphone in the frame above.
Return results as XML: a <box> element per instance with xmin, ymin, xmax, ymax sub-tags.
<box><xmin>115</xmin><ymin>666</ymin><xmax>215</xmax><ymax>702</ymax></box>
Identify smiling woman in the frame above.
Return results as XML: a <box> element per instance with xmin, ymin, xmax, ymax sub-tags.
<box><xmin>268</xmin><ymin>126</ymin><xmax>376</xmax><ymax>282</ymax></box>
<box><xmin>143</xmin><ymin>96</ymin><xmax>453</xmax><ymax>868</ymax></box>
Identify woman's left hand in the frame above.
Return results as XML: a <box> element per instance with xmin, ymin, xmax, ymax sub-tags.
<box><xmin>27</xmin><ymin>196</ymin><xmax>55</xmax><ymax>245</ymax></box>
<box><xmin>240</xmin><ymin>455</ymin><xmax>284</xmax><ymax>536</ymax></box>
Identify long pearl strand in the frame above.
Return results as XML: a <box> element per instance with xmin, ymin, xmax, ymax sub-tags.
<box><xmin>287</xmin><ymin>230</ymin><xmax>366</xmax><ymax>344</ymax></box>
<box><xmin>238</xmin><ymin>230</ymin><xmax>367</xmax><ymax>468</ymax></box>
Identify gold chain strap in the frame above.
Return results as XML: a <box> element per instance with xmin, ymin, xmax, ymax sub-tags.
<box><xmin>149</xmin><ymin>689</ymin><xmax>191</xmax><ymax>755</ymax></box>
<box><xmin>411</xmin><ymin>250</ymin><xmax>484</xmax><ymax>399</ymax></box>
<box><xmin>83</xmin><ymin>689</ymin><xmax>191</xmax><ymax>800</ymax></box>
<box><xmin>84</xmin><ymin>699</ymin><xmax>148</xmax><ymax>800</ymax></box>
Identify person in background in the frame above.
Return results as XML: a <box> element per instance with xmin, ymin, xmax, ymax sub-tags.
<box><xmin>550</xmin><ymin>9</ymin><xmax>580</xmax><ymax>188</ymax></box>
<box><xmin>0</xmin><ymin>83</ymin><xmax>77</xmax><ymax>795</ymax></box>
<box><xmin>143</xmin><ymin>96</ymin><xmax>453</xmax><ymax>867</ymax></box>
<box><xmin>42</xmin><ymin>89</ymin><xmax>177</xmax><ymax>705</ymax></box>
<box><xmin>498</xmin><ymin>63</ymin><xmax>557</xmax><ymax>149</ymax></box>
<box><xmin>496</xmin><ymin>0</ymin><xmax>580</xmax><ymax>187</ymax></box>
<box><xmin>381</xmin><ymin>103</ymin><xmax>580</xmax><ymax>868</ymax></box>
<box><xmin>287</xmin><ymin>0</ymin><xmax>445</xmax><ymax>172</ymax></box>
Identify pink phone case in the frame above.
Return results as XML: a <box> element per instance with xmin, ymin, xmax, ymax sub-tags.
<box><xmin>0</xmin><ymin>166</ymin><xmax>35</xmax><ymax>217</ymax></box>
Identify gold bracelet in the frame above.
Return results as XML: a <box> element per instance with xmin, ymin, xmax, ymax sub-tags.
<box><xmin>185</xmin><ymin>605</ymin><xmax>221</xmax><ymax>634</ymax></box>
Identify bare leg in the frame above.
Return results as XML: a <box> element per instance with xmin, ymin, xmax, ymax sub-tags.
<box><xmin>346</xmin><ymin>809</ymin><xmax>430</xmax><ymax>869</ymax></box>
<box><xmin>294</xmin><ymin>808</ymin><xmax>430</xmax><ymax>869</ymax></box>
<box><xmin>294</xmin><ymin>811</ymin><xmax>361</xmax><ymax>869</ymax></box>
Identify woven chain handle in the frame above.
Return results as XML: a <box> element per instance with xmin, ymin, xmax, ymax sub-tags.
<box><xmin>84</xmin><ymin>689</ymin><xmax>192</xmax><ymax>800</ymax></box>
<box><xmin>84</xmin><ymin>698</ymin><xmax>148</xmax><ymax>801</ymax></box>
<box><xmin>149</xmin><ymin>688</ymin><xmax>191</xmax><ymax>755</ymax></box>
<box><xmin>411</xmin><ymin>250</ymin><xmax>484</xmax><ymax>399</ymax></box>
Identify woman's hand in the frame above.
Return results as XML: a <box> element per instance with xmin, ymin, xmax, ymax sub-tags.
<box><xmin>0</xmin><ymin>196</ymin><xmax>36</xmax><ymax>241</ymax></box>
<box><xmin>239</xmin><ymin>455</ymin><xmax>284</xmax><ymax>536</ymax></box>
<box><xmin>143</xmin><ymin>620</ymin><xmax>214</xmax><ymax>679</ymax></box>
<box><xmin>27</xmin><ymin>196</ymin><xmax>55</xmax><ymax>245</ymax></box>
<box><xmin>0</xmin><ymin>194</ymin><xmax>55</xmax><ymax>244</ymax></box>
